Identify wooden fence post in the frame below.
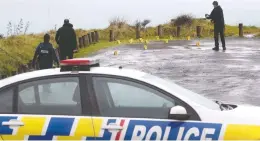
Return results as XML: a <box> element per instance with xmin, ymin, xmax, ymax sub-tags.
<box><xmin>109</xmin><ymin>30</ymin><xmax>115</xmax><ymax>42</ymax></box>
<box><xmin>94</xmin><ymin>31</ymin><xmax>99</xmax><ymax>42</ymax></box>
<box><xmin>27</xmin><ymin>60</ymin><xmax>32</xmax><ymax>70</ymax></box>
<box><xmin>11</xmin><ymin>71</ymin><xmax>16</xmax><ymax>76</ymax></box>
<box><xmin>1</xmin><ymin>75</ymin><xmax>6</xmax><ymax>79</ymax></box>
<box><xmin>136</xmin><ymin>25</ymin><xmax>141</xmax><ymax>39</ymax></box>
<box><xmin>91</xmin><ymin>32</ymin><xmax>95</xmax><ymax>43</ymax></box>
<box><xmin>18</xmin><ymin>64</ymin><xmax>26</xmax><ymax>73</ymax></box>
<box><xmin>82</xmin><ymin>35</ymin><xmax>86</xmax><ymax>47</ymax></box>
<box><xmin>239</xmin><ymin>23</ymin><xmax>243</xmax><ymax>37</ymax></box>
<box><xmin>158</xmin><ymin>25</ymin><xmax>163</xmax><ymax>38</ymax></box>
<box><xmin>84</xmin><ymin>35</ymin><xmax>89</xmax><ymax>46</ymax></box>
<box><xmin>78</xmin><ymin>37</ymin><xmax>83</xmax><ymax>48</ymax></box>
<box><xmin>88</xmin><ymin>33</ymin><xmax>92</xmax><ymax>44</ymax></box>
<box><xmin>18</xmin><ymin>65</ymin><xmax>22</xmax><ymax>74</ymax></box>
<box><xmin>177</xmin><ymin>26</ymin><xmax>181</xmax><ymax>37</ymax></box>
<box><xmin>196</xmin><ymin>26</ymin><xmax>201</xmax><ymax>38</ymax></box>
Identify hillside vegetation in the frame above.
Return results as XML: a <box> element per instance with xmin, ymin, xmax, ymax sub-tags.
<box><xmin>0</xmin><ymin>15</ymin><xmax>260</xmax><ymax>76</ymax></box>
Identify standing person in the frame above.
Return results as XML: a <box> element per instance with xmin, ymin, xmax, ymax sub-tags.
<box><xmin>55</xmin><ymin>19</ymin><xmax>77</xmax><ymax>60</ymax></box>
<box><xmin>206</xmin><ymin>1</ymin><xmax>226</xmax><ymax>51</ymax></box>
<box><xmin>32</xmin><ymin>34</ymin><xmax>60</xmax><ymax>93</ymax></box>
<box><xmin>32</xmin><ymin>34</ymin><xmax>60</xmax><ymax>70</ymax></box>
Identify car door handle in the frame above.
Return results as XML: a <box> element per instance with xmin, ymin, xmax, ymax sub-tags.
<box><xmin>2</xmin><ymin>120</ymin><xmax>24</xmax><ymax>126</ymax></box>
<box><xmin>102</xmin><ymin>124</ymin><xmax>123</xmax><ymax>130</ymax></box>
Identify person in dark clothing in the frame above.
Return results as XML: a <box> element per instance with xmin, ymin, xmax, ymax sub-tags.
<box><xmin>55</xmin><ymin>19</ymin><xmax>77</xmax><ymax>60</ymax></box>
<box><xmin>32</xmin><ymin>34</ymin><xmax>60</xmax><ymax>93</ymax></box>
<box><xmin>32</xmin><ymin>34</ymin><xmax>60</xmax><ymax>70</ymax></box>
<box><xmin>206</xmin><ymin>1</ymin><xmax>226</xmax><ymax>51</ymax></box>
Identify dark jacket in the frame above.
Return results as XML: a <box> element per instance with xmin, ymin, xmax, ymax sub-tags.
<box><xmin>32</xmin><ymin>42</ymin><xmax>59</xmax><ymax>69</ymax></box>
<box><xmin>207</xmin><ymin>6</ymin><xmax>225</xmax><ymax>28</ymax></box>
<box><xmin>55</xmin><ymin>23</ymin><xmax>77</xmax><ymax>54</ymax></box>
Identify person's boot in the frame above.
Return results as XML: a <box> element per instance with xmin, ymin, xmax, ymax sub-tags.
<box><xmin>212</xmin><ymin>47</ymin><xmax>219</xmax><ymax>51</ymax></box>
<box><xmin>223</xmin><ymin>46</ymin><xmax>226</xmax><ymax>51</ymax></box>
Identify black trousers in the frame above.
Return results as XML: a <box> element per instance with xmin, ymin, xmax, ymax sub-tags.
<box><xmin>214</xmin><ymin>26</ymin><xmax>226</xmax><ymax>48</ymax></box>
<box><xmin>60</xmin><ymin>51</ymin><xmax>73</xmax><ymax>61</ymax></box>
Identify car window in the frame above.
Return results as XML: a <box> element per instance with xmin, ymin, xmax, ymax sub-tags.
<box><xmin>107</xmin><ymin>82</ymin><xmax>175</xmax><ymax>108</ymax></box>
<box><xmin>0</xmin><ymin>88</ymin><xmax>14</xmax><ymax>113</ymax></box>
<box><xmin>18</xmin><ymin>77</ymin><xmax>82</xmax><ymax>115</ymax></box>
<box><xmin>142</xmin><ymin>74</ymin><xmax>221</xmax><ymax>110</ymax></box>
<box><xmin>92</xmin><ymin>77</ymin><xmax>178</xmax><ymax>119</ymax></box>
<box><xmin>19</xmin><ymin>86</ymin><xmax>35</xmax><ymax>104</ymax></box>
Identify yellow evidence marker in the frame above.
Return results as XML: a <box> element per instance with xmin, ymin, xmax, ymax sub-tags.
<box><xmin>196</xmin><ymin>41</ymin><xmax>200</xmax><ymax>47</ymax></box>
<box><xmin>129</xmin><ymin>39</ymin><xmax>133</xmax><ymax>44</ymax></box>
<box><xmin>144</xmin><ymin>45</ymin><xmax>148</xmax><ymax>50</ymax></box>
<box><xmin>139</xmin><ymin>38</ymin><xmax>144</xmax><ymax>43</ymax></box>
<box><xmin>114</xmin><ymin>50</ymin><xmax>118</xmax><ymax>55</ymax></box>
<box><xmin>117</xmin><ymin>40</ymin><xmax>121</xmax><ymax>44</ymax></box>
<box><xmin>165</xmin><ymin>39</ymin><xmax>169</xmax><ymax>44</ymax></box>
<box><xmin>187</xmin><ymin>36</ymin><xmax>191</xmax><ymax>40</ymax></box>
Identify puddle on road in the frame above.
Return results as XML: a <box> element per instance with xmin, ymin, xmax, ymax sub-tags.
<box><xmin>225</xmin><ymin>65</ymin><xmax>248</xmax><ymax>69</ymax></box>
<box><xmin>251</xmin><ymin>65</ymin><xmax>260</xmax><ymax>71</ymax></box>
<box><xmin>225</xmin><ymin>59</ymin><xmax>251</xmax><ymax>62</ymax></box>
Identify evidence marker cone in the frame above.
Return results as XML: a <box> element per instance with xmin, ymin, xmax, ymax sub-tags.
<box><xmin>117</xmin><ymin>40</ymin><xmax>121</xmax><ymax>44</ymax></box>
<box><xmin>114</xmin><ymin>50</ymin><xmax>118</xmax><ymax>55</ymax></box>
<box><xmin>144</xmin><ymin>45</ymin><xmax>148</xmax><ymax>50</ymax></box>
<box><xmin>187</xmin><ymin>36</ymin><xmax>191</xmax><ymax>40</ymax></box>
<box><xmin>139</xmin><ymin>38</ymin><xmax>144</xmax><ymax>43</ymax></box>
<box><xmin>129</xmin><ymin>39</ymin><xmax>133</xmax><ymax>44</ymax></box>
<box><xmin>196</xmin><ymin>41</ymin><xmax>200</xmax><ymax>47</ymax></box>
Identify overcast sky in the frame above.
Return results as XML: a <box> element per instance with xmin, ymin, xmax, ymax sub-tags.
<box><xmin>1</xmin><ymin>0</ymin><xmax>260</xmax><ymax>35</ymax></box>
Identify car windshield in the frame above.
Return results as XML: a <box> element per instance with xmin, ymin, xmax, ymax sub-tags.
<box><xmin>142</xmin><ymin>74</ymin><xmax>220</xmax><ymax>110</ymax></box>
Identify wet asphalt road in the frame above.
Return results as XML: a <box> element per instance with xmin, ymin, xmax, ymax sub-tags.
<box><xmin>89</xmin><ymin>37</ymin><xmax>260</xmax><ymax>106</ymax></box>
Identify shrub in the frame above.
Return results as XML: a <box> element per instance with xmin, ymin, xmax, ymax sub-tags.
<box><xmin>172</xmin><ymin>14</ymin><xmax>194</xmax><ymax>27</ymax></box>
<box><xmin>141</xmin><ymin>19</ymin><xmax>151</xmax><ymax>28</ymax></box>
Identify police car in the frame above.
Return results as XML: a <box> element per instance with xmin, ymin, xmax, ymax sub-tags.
<box><xmin>0</xmin><ymin>58</ymin><xmax>259</xmax><ymax>141</ymax></box>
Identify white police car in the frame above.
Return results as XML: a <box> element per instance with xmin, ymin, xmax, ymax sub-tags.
<box><xmin>0</xmin><ymin>58</ymin><xmax>259</xmax><ymax>141</ymax></box>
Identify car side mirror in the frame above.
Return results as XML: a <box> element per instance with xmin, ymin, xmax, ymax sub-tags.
<box><xmin>168</xmin><ymin>106</ymin><xmax>190</xmax><ymax>120</ymax></box>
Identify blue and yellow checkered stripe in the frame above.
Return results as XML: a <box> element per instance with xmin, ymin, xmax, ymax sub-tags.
<box><xmin>0</xmin><ymin>116</ymin><xmax>103</xmax><ymax>140</ymax></box>
<box><xmin>1</xmin><ymin>115</ymin><xmax>260</xmax><ymax>140</ymax></box>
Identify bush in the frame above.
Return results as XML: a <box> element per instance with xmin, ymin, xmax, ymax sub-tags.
<box><xmin>172</xmin><ymin>14</ymin><xmax>194</xmax><ymax>27</ymax></box>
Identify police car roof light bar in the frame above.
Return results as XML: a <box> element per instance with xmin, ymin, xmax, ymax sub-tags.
<box><xmin>60</xmin><ymin>58</ymin><xmax>100</xmax><ymax>72</ymax></box>
<box><xmin>60</xmin><ymin>58</ymin><xmax>99</xmax><ymax>66</ymax></box>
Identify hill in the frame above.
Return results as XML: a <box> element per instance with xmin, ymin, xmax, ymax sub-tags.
<box><xmin>0</xmin><ymin>15</ymin><xmax>260</xmax><ymax>76</ymax></box>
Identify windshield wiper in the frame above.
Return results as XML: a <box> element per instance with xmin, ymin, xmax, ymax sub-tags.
<box><xmin>215</xmin><ymin>100</ymin><xmax>233</xmax><ymax>111</ymax></box>
<box><xmin>215</xmin><ymin>100</ymin><xmax>225</xmax><ymax>111</ymax></box>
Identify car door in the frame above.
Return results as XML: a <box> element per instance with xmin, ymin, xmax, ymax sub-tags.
<box><xmin>0</xmin><ymin>75</ymin><xmax>102</xmax><ymax>140</ymax></box>
<box><xmin>87</xmin><ymin>75</ymin><xmax>223</xmax><ymax>141</ymax></box>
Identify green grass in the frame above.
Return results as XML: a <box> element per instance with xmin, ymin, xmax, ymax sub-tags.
<box><xmin>1</xmin><ymin>18</ymin><xmax>260</xmax><ymax>76</ymax></box>
<box><xmin>74</xmin><ymin>40</ymin><xmax>119</xmax><ymax>57</ymax></box>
